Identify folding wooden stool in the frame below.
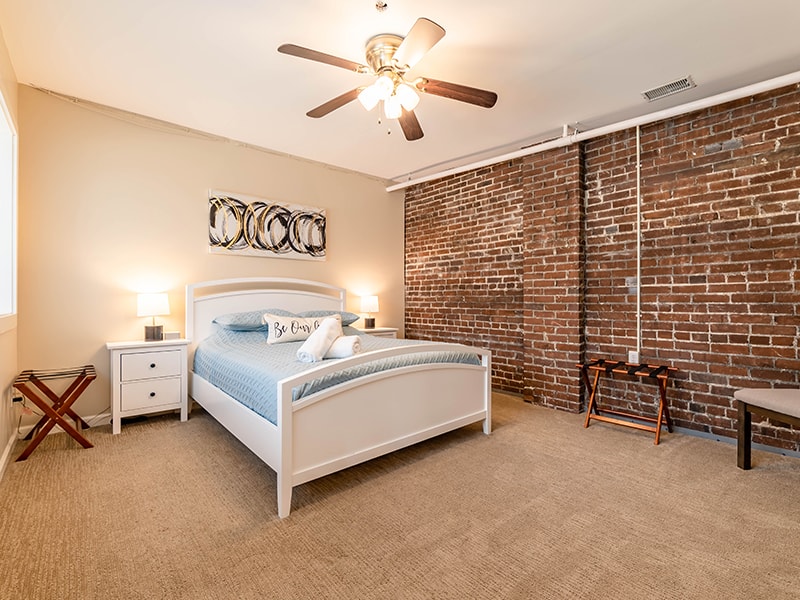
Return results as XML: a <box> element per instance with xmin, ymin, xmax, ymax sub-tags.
<box><xmin>13</xmin><ymin>365</ymin><xmax>96</xmax><ymax>461</ymax></box>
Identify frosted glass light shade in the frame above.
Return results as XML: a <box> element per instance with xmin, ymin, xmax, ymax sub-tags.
<box><xmin>358</xmin><ymin>85</ymin><xmax>381</xmax><ymax>111</ymax></box>
<box><xmin>373</xmin><ymin>75</ymin><xmax>394</xmax><ymax>100</ymax></box>
<box><xmin>384</xmin><ymin>94</ymin><xmax>402</xmax><ymax>119</ymax></box>
<box><xmin>395</xmin><ymin>83</ymin><xmax>419</xmax><ymax>111</ymax></box>
<box><xmin>359</xmin><ymin>77</ymin><xmax>418</xmax><ymax>115</ymax></box>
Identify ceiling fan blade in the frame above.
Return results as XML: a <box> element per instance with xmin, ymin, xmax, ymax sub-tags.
<box><xmin>415</xmin><ymin>77</ymin><xmax>498</xmax><ymax>108</ymax></box>
<box><xmin>393</xmin><ymin>18</ymin><xmax>446</xmax><ymax>70</ymax></box>
<box><xmin>398</xmin><ymin>109</ymin><xmax>424</xmax><ymax>141</ymax></box>
<box><xmin>278</xmin><ymin>44</ymin><xmax>368</xmax><ymax>73</ymax></box>
<box><xmin>306</xmin><ymin>88</ymin><xmax>361</xmax><ymax>118</ymax></box>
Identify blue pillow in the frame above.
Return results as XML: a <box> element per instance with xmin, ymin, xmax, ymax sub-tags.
<box><xmin>213</xmin><ymin>308</ymin><xmax>297</xmax><ymax>331</ymax></box>
<box><xmin>297</xmin><ymin>310</ymin><xmax>360</xmax><ymax>326</ymax></box>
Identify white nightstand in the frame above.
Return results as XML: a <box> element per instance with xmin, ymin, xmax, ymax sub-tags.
<box><xmin>106</xmin><ymin>339</ymin><xmax>190</xmax><ymax>434</ymax></box>
<box><xmin>357</xmin><ymin>327</ymin><xmax>399</xmax><ymax>339</ymax></box>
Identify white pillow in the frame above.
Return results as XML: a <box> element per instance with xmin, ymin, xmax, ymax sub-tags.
<box><xmin>263</xmin><ymin>313</ymin><xmax>341</xmax><ymax>345</ymax></box>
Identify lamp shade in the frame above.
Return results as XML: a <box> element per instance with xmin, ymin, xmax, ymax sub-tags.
<box><xmin>358</xmin><ymin>85</ymin><xmax>381</xmax><ymax>111</ymax></box>
<box><xmin>383</xmin><ymin>94</ymin><xmax>402</xmax><ymax>119</ymax></box>
<box><xmin>395</xmin><ymin>83</ymin><xmax>420</xmax><ymax>111</ymax></box>
<box><xmin>360</xmin><ymin>295</ymin><xmax>379</xmax><ymax>314</ymax></box>
<box><xmin>373</xmin><ymin>75</ymin><xmax>394</xmax><ymax>100</ymax></box>
<box><xmin>137</xmin><ymin>293</ymin><xmax>170</xmax><ymax>318</ymax></box>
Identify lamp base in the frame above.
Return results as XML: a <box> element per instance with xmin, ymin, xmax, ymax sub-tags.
<box><xmin>144</xmin><ymin>325</ymin><xmax>164</xmax><ymax>341</ymax></box>
<box><xmin>364</xmin><ymin>317</ymin><xmax>376</xmax><ymax>329</ymax></box>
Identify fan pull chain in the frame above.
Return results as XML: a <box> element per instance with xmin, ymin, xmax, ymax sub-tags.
<box><xmin>376</xmin><ymin>117</ymin><xmax>392</xmax><ymax>135</ymax></box>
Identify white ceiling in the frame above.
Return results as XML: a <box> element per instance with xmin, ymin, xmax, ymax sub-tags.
<box><xmin>1</xmin><ymin>1</ymin><xmax>799</xmax><ymax>183</ymax></box>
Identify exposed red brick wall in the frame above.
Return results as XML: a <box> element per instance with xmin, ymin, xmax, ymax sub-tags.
<box><xmin>405</xmin><ymin>83</ymin><xmax>800</xmax><ymax>451</ymax></box>
<box><xmin>584</xmin><ymin>86</ymin><xmax>800</xmax><ymax>449</ymax></box>
<box><xmin>404</xmin><ymin>161</ymin><xmax>527</xmax><ymax>392</ymax></box>
<box><xmin>522</xmin><ymin>145</ymin><xmax>584</xmax><ymax>411</ymax></box>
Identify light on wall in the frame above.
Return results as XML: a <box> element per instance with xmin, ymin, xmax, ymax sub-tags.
<box><xmin>360</xmin><ymin>295</ymin><xmax>379</xmax><ymax>329</ymax></box>
<box><xmin>137</xmin><ymin>292</ymin><xmax>170</xmax><ymax>341</ymax></box>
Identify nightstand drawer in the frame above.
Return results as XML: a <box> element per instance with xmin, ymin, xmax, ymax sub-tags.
<box><xmin>121</xmin><ymin>377</ymin><xmax>181</xmax><ymax>411</ymax></box>
<box><xmin>368</xmin><ymin>330</ymin><xmax>397</xmax><ymax>338</ymax></box>
<box><xmin>121</xmin><ymin>349</ymin><xmax>182</xmax><ymax>381</ymax></box>
<box><xmin>357</xmin><ymin>327</ymin><xmax>398</xmax><ymax>339</ymax></box>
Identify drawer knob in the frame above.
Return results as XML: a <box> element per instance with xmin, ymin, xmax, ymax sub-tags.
<box><xmin>149</xmin><ymin>392</ymin><xmax>156</xmax><ymax>397</ymax></box>
<box><xmin>149</xmin><ymin>363</ymin><xmax>156</xmax><ymax>369</ymax></box>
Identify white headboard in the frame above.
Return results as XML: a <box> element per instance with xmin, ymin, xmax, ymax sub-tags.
<box><xmin>185</xmin><ymin>278</ymin><xmax>346</xmax><ymax>357</ymax></box>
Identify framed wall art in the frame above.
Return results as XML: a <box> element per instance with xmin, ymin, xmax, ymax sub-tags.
<box><xmin>208</xmin><ymin>190</ymin><xmax>326</xmax><ymax>261</ymax></box>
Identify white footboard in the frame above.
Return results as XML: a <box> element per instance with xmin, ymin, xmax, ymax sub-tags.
<box><xmin>276</xmin><ymin>344</ymin><xmax>491</xmax><ymax>517</ymax></box>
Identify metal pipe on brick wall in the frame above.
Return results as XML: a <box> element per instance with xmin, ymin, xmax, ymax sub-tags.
<box><xmin>635</xmin><ymin>125</ymin><xmax>641</xmax><ymax>360</ymax></box>
<box><xmin>387</xmin><ymin>69</ymin><xmax>800</xmax><ymax>192</ymax></box>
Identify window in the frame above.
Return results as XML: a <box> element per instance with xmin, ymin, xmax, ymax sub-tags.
<box><xmin>0</xmin><ymin>87</ymin><xmax>17</xmax><ymax>334</ymax></box>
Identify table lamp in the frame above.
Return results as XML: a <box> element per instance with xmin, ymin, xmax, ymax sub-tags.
<box><xmin>137</xmin><ymin>292</ymin><xmax>170</xmax><ymax>341</ymax></box>
<box><xmin>360</xmin><ymin>295</ymin><xmax>379</xmax><ymax>329</ymax></box>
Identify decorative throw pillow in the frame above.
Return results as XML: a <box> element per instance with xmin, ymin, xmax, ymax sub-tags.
<box><xmin>264</xmin><ymin>313</ymin><xmax>342</xmax><ymax>344</ymax></box>
<box><xmin>213</xmin><ymin>308</ymin><xmax>296</xmax><ymax>331</ymax></box>
<box><xmin>297</xmin><ymin>310</ymin><xmax>360</xmax><ymax>326</ymax></box>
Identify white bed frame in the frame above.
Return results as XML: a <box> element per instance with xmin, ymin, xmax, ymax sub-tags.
<box><xmin>186</xmin><ymin>278</ymin><xmax>492</xmax><ymax>518</ymax></box>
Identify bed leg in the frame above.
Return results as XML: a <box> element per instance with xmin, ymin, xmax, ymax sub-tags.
<box><xmin>277</xmin><ymin>478</ymin><xmax>292</xmax><ymax>518</ymax></box>
<box><xmin>737</xmin><ymin>400</ymin><xmax>752</xmax><ymax>470</ymax></box>
<box><xmin>482</xmin><ymin>355</ymin><xmax>492</xmax><ymax>435</ymax></box>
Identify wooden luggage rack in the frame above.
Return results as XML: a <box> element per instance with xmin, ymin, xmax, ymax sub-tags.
<box><xmin>13</xmin><ymin>365</ymin><xmax>96</xmax><ymax>461</ymax></box>
<box><xmin>577</xmin><ymin>358</ymin><xmax>677</xmax><ymax>445</ymax></box>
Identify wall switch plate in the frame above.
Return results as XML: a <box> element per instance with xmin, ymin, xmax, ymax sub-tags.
<box><xmin>628</xmin><ymin>350</ymin><xmax>640</xmax><ymax>364</ymax></box>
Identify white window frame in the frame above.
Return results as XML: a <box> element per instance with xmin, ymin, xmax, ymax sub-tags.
<box><xmin>0</xmin><ymin>86</ymin><xmax>17</xmax><ymax>334</ymax></box>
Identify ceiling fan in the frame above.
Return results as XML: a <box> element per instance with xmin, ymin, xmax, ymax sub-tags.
<box><xmin>278</xmin><ymin>17</ymin><xmax>498</xmax><ymax>141</ymax></box>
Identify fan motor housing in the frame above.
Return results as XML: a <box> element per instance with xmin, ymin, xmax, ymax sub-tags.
<box><xmin>365</xmin><ymin>33</ymin><xmax>404</xmax><ymax>74</ymax></box>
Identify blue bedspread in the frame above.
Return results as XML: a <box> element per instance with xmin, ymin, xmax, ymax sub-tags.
<box><xmin>192</xmin><ymin>326</ymin><xmax>481</xmax><ymax>425</ymax></box>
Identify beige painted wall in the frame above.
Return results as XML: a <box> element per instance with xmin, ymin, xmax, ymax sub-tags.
<box><xmin>17</xmin><ymin>85</ymin><xmax>404</xmax><ymax>422</ymax></box>
<box><xmin>0</xmin><ymin>26</ymin><xmax>18</xmax><ymax>471</ymax></box>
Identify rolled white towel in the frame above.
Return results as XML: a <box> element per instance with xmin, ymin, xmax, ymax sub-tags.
<box><xmin>296</xmin><ymin>315</ymin><xmax>343</xmax><ymax>363</ymax></box>
<box><xmin>324</xmin><ymin>335</ymin><xmax>362</xmax><ymax>359</ymax></box>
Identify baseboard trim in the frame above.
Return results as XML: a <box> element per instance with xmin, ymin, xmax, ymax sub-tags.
<box><xmin>674</xmin><ymin>425</ymin><xmax>800</xmax><ymax>460</ymax></box>
<box><xmin>0</xmin><ymin>427</ymin><xmax>17</xmax><ymax>483</ymax></box>
<box><xmin>15</xmin><ymin>411</ymin><xmax>112</xmax><ymax>440</ymax></box>
<box><xmin>0</xmin><ymin>411</ymin><xmax>111</xmax><ymax>477</ymax></box>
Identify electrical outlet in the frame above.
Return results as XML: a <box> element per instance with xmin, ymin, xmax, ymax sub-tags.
<box><xmin>628</xmin><ymin>350</ymin><xmax>640</xmax><ymax>364</ymax></box>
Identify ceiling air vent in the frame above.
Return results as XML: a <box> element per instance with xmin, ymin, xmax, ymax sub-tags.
<box><xmin>641</xmin><ymin>76</ymin><xmax>696</xmax><ymax>102</ymax></box>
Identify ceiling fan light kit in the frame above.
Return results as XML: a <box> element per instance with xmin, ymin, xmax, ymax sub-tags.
<box><xmin>278</xmin><ymin>17</ymin><xmax>497</xmax><ymax>141</ymax></box>
<box><xmin>357</xmin><ymin>85</ymin><xmax>381</xmax><ymax>111</ymax></box>
<box><xmin>395</xmin><ymin>82</ymin><xmax>420</xmax><ymax>110</ymax></box>
<box><xmin>358</xmin><ymin>75</ymin><xmax>420</xmax><ymax>119</ymax></box>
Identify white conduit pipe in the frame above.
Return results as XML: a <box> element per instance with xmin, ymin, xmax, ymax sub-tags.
<box><xmin>635</xmin><ymin>125</ymin><xmax>641</xmax><ymax>359</ymax></box>
<box><xmin>386</xmin><ymin>69</ymin><xmax>800</xmax><ymax>192</ymax></box>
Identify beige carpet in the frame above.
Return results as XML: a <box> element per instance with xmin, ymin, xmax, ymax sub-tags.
<box><xmin>1</xmin><ymin>392</ymin><xmax>799</xmax><ymax>599</ymax></box>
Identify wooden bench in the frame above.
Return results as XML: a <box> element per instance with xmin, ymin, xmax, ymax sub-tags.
<box><xmin>735</xmin><ymin>388</ymin><xmax>800</xmax><ymax>469</ymax></box>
